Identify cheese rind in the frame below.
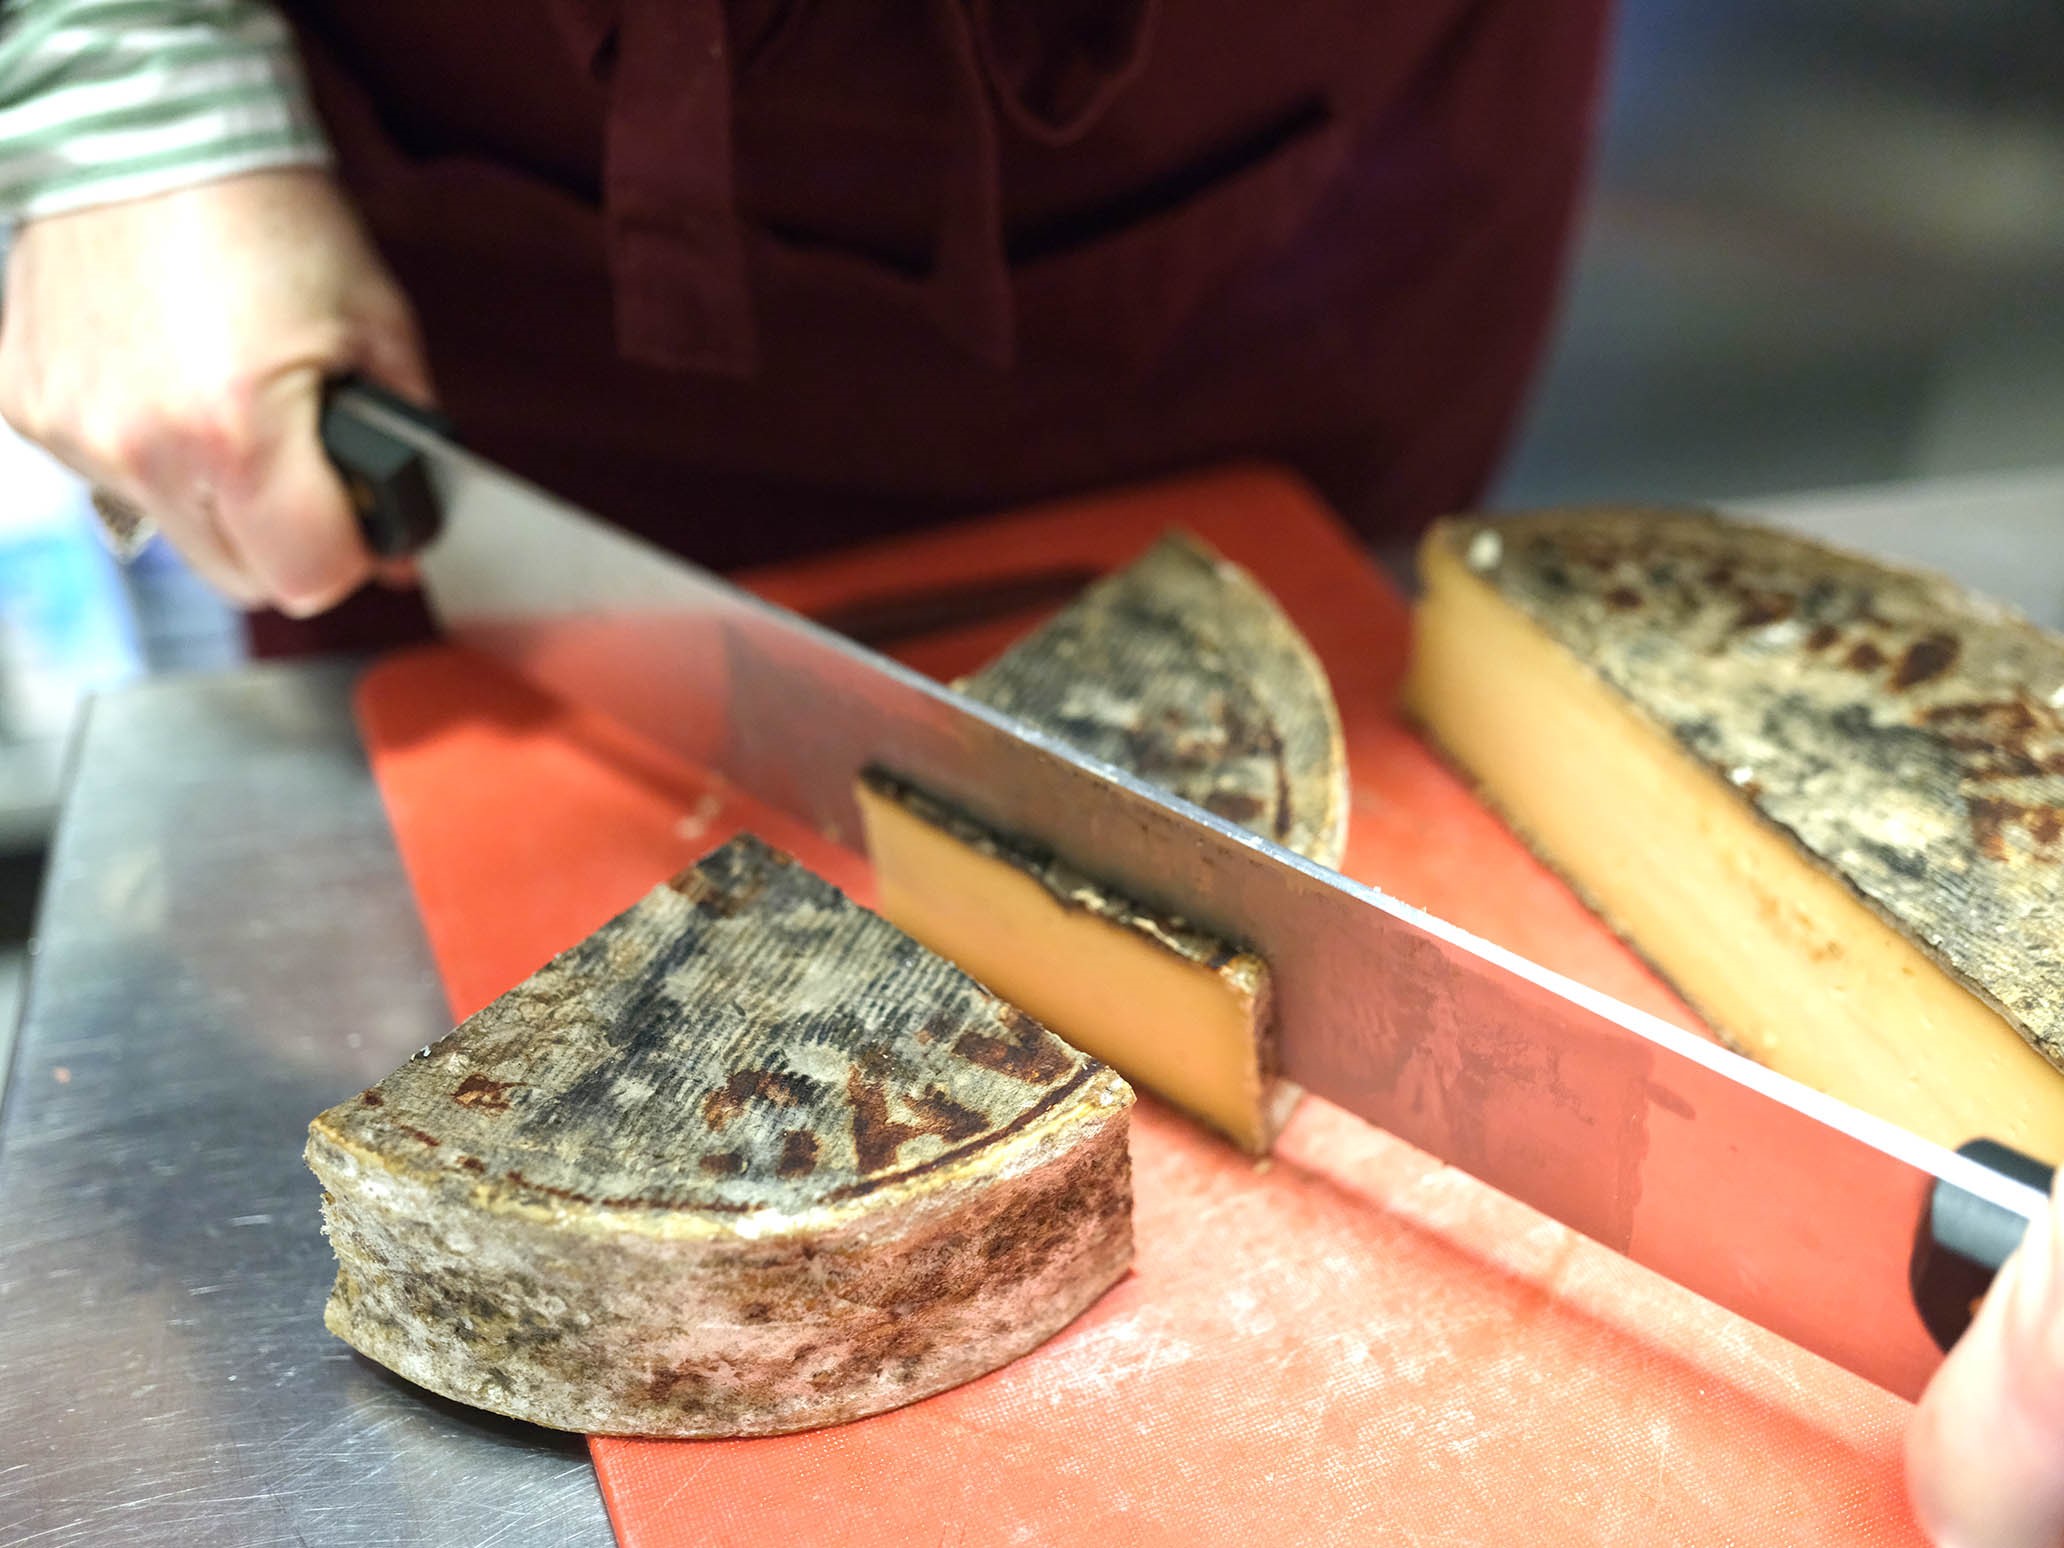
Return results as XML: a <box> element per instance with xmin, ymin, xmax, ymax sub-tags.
<box><xmin>1407</xmin><ymin>511</ymin><xmax>2064</xmax><ymax>1158</ymax></box>
<box><xmin>307</xmin><ymin>834</ymin><xmax>1133</xmax><ymax>1436</ymax></box>
<box><xmin>958</xmin><ymin>532</ymin><xmax>1349</xmax><ymax>869</ymax></box>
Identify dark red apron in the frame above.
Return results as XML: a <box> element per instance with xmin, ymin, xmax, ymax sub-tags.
<box><xmin>260</xmin><ymin>0</ymin><xmax>1611</xmax><ymax>650</ymax></box>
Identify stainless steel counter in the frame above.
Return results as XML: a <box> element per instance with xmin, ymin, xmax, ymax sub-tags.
<box><xmin>0</xmin><ymin>661</ymin><xmax>612</xmax><ymax>1547</ymax></box>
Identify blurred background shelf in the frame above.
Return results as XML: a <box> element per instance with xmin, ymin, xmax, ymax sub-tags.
<box><xmin>1499</xmin><ymin>0</ymin><xmax>2064</xmax><ymax>507</ymax></box>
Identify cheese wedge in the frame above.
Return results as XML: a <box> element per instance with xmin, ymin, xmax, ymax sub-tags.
<box><xmin>860</xmin><ymin>533</ymin><xmax>1347</xmax><ymax>1153</ymax></box>
<box><xmin>306</xmin><ymin>835</ymin><xmax>1133</xmax><ymax>1437</ymax></box>
<box><xmin>1407</xmin><ymin>510</ymin><xmax>2064</xmax><ymax>1160</ymax></box>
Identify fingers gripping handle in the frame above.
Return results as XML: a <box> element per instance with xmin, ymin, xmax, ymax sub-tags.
<box><xmin>318</xmin><ymin>376</ymin><xmax>454</xmax><ymax>558</ymax></box>
<box><xmin>1912</xmin><ymin>1139</ymin><xmax>2055</xmax><ymax>1352</ymax></box>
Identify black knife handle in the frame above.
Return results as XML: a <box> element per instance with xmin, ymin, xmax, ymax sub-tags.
<box><xmin>1911</xmin><ymin>1138</ymin><xmax>2054</xmax><ymax>1352</ymax></box>
<box><xmin>318</xmin><ymin>376</ymin><xmax>455</xmax><ymax>559</ymax></box>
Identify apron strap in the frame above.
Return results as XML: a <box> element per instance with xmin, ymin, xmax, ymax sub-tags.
<box><xmin>917</xmin><ymin>0</ymin><xmax>1013</xmax><ymax>370</ymax></box>
<box><xmin>971</xmin><ymin>0</ymin><xmax>1157</xmax><ymax>147</ymax></box>
<box><xmin>582</xmin><ymin>0</ymin><xmax>1156</xmax><ymax>376</ymax></box>
<box><xmin>605</xmin><ymin>0</ymin><xmax>758</xmax><ymax>375</ymax></box>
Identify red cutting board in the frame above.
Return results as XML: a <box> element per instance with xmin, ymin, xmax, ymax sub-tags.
<box><xmin>354</xmin><ymin>466</ymin><xmax>1923</xmax><ymax>1546</ymax></box>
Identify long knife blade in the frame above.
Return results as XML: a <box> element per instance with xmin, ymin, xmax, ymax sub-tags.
<box><xmin>330</xmin><ymin>384</ymin><xmax>2045</xmax><ymax>1402</ymax></box>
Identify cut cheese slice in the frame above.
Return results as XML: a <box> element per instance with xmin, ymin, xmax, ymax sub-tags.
<box><xmin>861</xmin><ymin>532</ymin><xmax>1347</xmax><ymax>1153</ymax></box>
<box><xmin>1407</xmin><ymin>510</ymin><xmax>2064</xmax><ymax>1160</ymax></box>
<box><xmin>859</xmin><ymin>772</ymin><xmax>1297</xmax><ymax>1153</ymax></box>
<box><xmin>306</xmin><ymin>834</ymin><xmax>1133</xmax><ymax>1437</ymax></box>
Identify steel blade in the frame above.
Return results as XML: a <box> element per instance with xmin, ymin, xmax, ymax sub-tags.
<box><xmin>344</xmin><ymin>386</ymin><xmax>2044</xmax><ymax>1401</ymax></box>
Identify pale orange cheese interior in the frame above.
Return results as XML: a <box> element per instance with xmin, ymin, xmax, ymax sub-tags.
<box><xmin>1406</xmin><ymin>531</ymin><xmax>2064</xmax><ymax>1162</ymax></box>
<box><xmin>856</xmin><ymin>778</ymin><xmax>1285</xmax><ymax>1153</ymax></box>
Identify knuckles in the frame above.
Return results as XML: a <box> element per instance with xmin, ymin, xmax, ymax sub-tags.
<box><xmin>0</xmin><ymin>359</ymin><xmax>366</xmax><ymax>617</ymax></box>
<box><xmin>13</xmin><ymin>383</ymin><xmax>269</xmax><ymax>489</ymax></box>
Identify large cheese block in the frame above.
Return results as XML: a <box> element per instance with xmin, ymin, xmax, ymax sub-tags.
<box><xmin>859</xmin><ymin>532</ymin><xmax>1348</xmax><ymax>1153</ymax></box>
<box><xmin>306</xmin><ymin>835</ymin><xmax>1134</xmax><ymax>1436</ymax></box>
<box><xmin>1407</xmin><ymin>510</ymin><xmax>2064</xmax><ymax>1159</ymax></box>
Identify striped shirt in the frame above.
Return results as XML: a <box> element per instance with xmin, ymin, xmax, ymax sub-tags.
<box><xmin>0</xmin><ymin>0</ymin><xmax>329</xmax><ymax>222</ymax></box>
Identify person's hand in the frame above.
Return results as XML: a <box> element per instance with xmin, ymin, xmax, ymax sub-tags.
<box><xmin>1909</xmin><ymin>1168</ymin><xmax>2064</xmax><ymax>1547</ymax></box>
<box><xmin>0</xmin><ymin>168</ymin><xmax>433</xmax><ymax>616</ymax></box>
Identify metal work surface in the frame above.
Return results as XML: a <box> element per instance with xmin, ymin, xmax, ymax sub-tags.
<box><xmin>0</xmin><ymin>661</ymin><xmax>612</xmax><ymax>1547</ymax></box>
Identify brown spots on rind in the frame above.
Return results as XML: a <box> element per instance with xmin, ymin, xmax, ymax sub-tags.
<box><xmin>702</xmin><ymin>1068</ymin><xmax>815</xmax><ymax>1131</ymax></box>
<box><xmin>904</xmin><ymin>1088</ymin><xmax>991</xmax><ymax>1144</ymax></box>
<box><xmin>827</xmin><ymin>1065</ymin><xmax>1099</xmax><ymax>1203</ymax></box>
<box><xmin>1204</xmin><ymin>789</ymin><xmax>1266</xmax><ymax>824</ymax></box>
<box><xmin>1969</xmin><ymin>798</ymin><xmax>2064</xmax><ymax>863</ymax></box>
<box><xmin>776</xmin><ymin>1129</ymin><xmax>819</xmax><ymax>1179</ymax></box>
<box><xmin>1732</xmin><ymin>589</ymin><xmax>1795</xmax><ymax>631</ymax></box>
<box><xmin>359</xmin><ymin>1090</ymin><xmax>384</xmax><ymax>1108</ymax></box>
<box><xmin>645</xmin><ymin>1357</ymin><xmax>717</xmax><ymax>1407</ymax></box>
<box><xmin>667</xmin><ymin>859</ymin><xmax>780</xmax><ymax>917</ymax></box>
<box><xmin>453</xmin><ymin>1073</ymin><xmax>516</xmax><ymax>1112</ymax></box>
<box><xmin>457</xmin><ymin>1155</ymin><xmax>487</xmax><ymax>1174</ymax></box>
<box><xmin>1972</xmin><ymin>799</ymin><xmax>2016</xmax><ymax>862</ymax></box>
<box><xmin>1605</xmin><ymin>586</ymin><xmax>1643</xmax><ymax>612</ymax></box>
<box><xmin>1923</xmin><ymin>697</ymin><xmax>2064</xmax><ymax>775</ymax></box>
<box><xmin>1918</xmin><ymin>696</ymin><xmax>2064</xmax><ymax>861</ymax></box>
<box><xmin>700</xmin><ymin>1150</ymin><xmax>746</xmax><ymax>1178</ymax></box>
<box><xmin>1846</xmin><ymin>640</ymin><xmax>1888</xmax><ymax>673</ymax></box>
<box><xmin>395</xmin><ymin>1124</ymin><xmax>441</xmax><ymax>1149</ymax></box>
<box><xmin>1893</xmin><ymin>632</ymin><xmax>1961</xmax><ymax>690</ymax></box>
<box><xmin>846</xmin><ymin>1070</ymin><xmax>997</xmax><ymax>1175</ymax></box>
<box><xmin>1267</xmin><ymin>726</ymin><xmax>1296</xmax><ymax>845</ymax></box>
<box><xmin>950</xmin><ymin>1007</ymin><xmax>1073</xmax><ymax>1086</ymax></box>
<box><xmin>1806</xmin><ymin>623</ymin><xmax>1842</xmax><ymax>652</ymax></box>
<box><xmin>847</xmin><ymin>1071</ymin><xmax>927</xmax><ymax>1175</ymax></box>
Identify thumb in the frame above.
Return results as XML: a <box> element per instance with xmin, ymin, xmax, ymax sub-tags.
<box><xmin>354</xmin><ymin>291</ymin><xmax>437</xmax><ymax>408</ymax></box>
<box><xmin>213</xmin><ymin>366</ymin><xmax>371</xmax><ymax>617</ymax></box>
<box><xmin>1909</xmin><ymin>1169</ymin><xmax>2064</xmax><ymax>1547</ymax></box>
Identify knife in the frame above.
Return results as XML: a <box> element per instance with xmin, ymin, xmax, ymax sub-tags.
<box><xmin>321</xmin><ymin>378</ymin><xmax>2051</xmax><ymax>1403</ymax></box>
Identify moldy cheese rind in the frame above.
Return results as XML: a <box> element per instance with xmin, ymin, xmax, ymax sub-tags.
<box><xmin>307</xmin><ymin>834</ymin><xmax>1133</xmax><ymax>1437</ymax></box>
<box><xmin>1408</xmin><ymin>508</ymin><xmax>2064</xmax><ymax>1156</ymax></box>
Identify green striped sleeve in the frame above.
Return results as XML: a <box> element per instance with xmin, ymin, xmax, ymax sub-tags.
<box><xmin>0</xmin><ymin>0</ymin><xmax>332</xmax><ymax>222</ymax></box>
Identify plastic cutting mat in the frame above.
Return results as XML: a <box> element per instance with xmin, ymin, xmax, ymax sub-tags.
<box><xmin>354</xmin><ymin>467</ymin><xmax>1923</xmax><ymax>1545</ymax></box>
